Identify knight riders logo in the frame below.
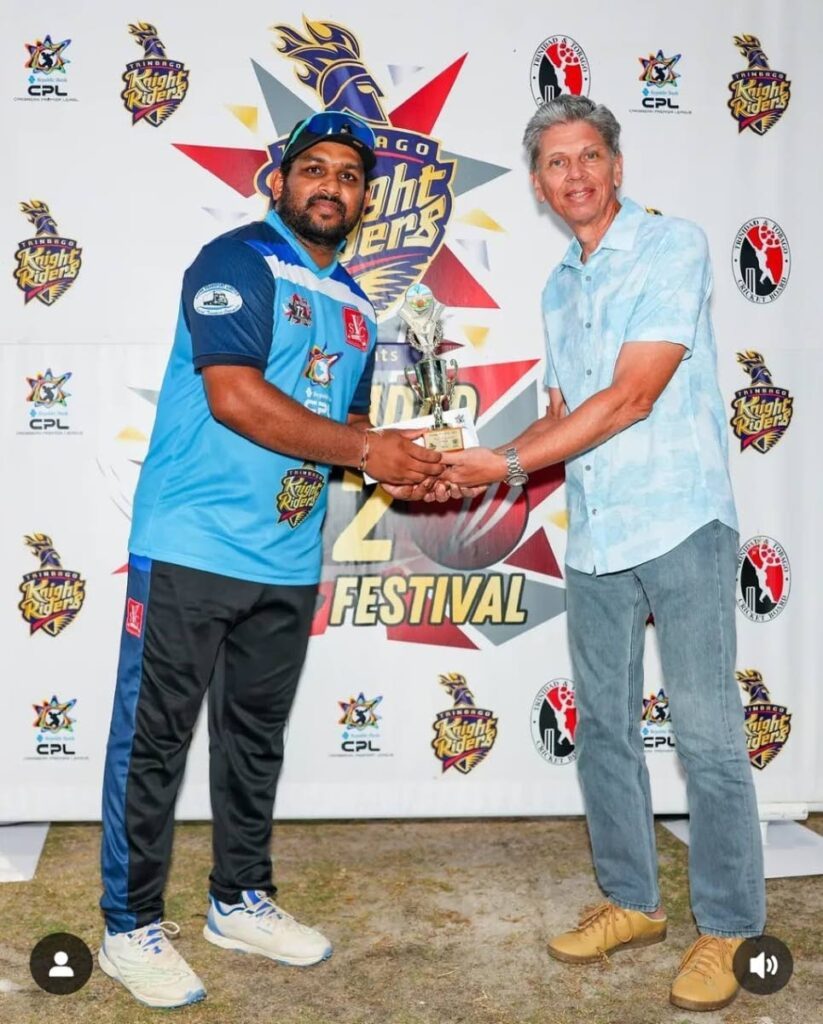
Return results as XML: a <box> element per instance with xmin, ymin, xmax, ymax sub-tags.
<box><xmin>737</xmin><ymin>669</ymin><xmax>791</xmax><ymax>769</ymax></box>
<box><xmin>18</xmin><ymin>534</ymin><xmax>86</xmax><ymax>637</ymax></box>
<box><xmin>121</xmin><ymin>22</ymin><xmax>189</xmax><ymax>126</ymax></box>
<box><xmin>732</xmin><ymin>218</ymin><xmax>790</xmax><ymax>304</ymax></box>
<box><xmin>254</xmin><ymin>20</ymin><xmax>455</xmax><ymax>320</ymax></box>
<box><xmin>730</xmin><ymin>351</ymin><xmax>793</xmax><ymax>454</ymax></box>
<box><xmin>15</xmin><ymin>201</ymin><xmax>82</xmax><ymax>306</ymax></box>
<box><xmin>432</xmin><ymin>673</ymin><xmax>497</xmax><ymax>774</ymax></box>
<box><xmin>728</xmin><ymin>35</ymin><xmax>791</xmax><ymax>136</ymax></box>
<box><xmin>275</xmin><ymin>463</ymin><xmax>325</xmax><ymax>528</ymax></box>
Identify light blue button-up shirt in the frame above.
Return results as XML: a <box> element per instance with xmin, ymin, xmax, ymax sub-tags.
<box><xmin>542</xmin><ymin>197</ymin><xmax>737</xmax><ymax>575</ymax></box>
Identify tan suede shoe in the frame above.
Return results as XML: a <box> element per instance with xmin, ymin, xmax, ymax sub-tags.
<box><xmin>669</xmin><ymin>935</ymin><xmax>744</xmax><ymax>1011</ymax></box>
<box><xmin>547</xmin><ymin>902</ymin><xmax>667</xmax><ymax>964</ymax></box>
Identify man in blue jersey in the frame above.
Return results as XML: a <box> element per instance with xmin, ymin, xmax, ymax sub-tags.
<box><xmin>98</xmin><ymin>111</ymin><xmax>441</xmax><ymax>1008</ymax></box>
<box><xmin>440</xmin><ymin>96</ymin><xmax>765</xmax><ymax>1012</ymax></box>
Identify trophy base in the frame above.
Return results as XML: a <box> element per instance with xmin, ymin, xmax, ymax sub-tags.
<box><xmin>424</xmin><ymin>426</ymin><xmax>464</xmax><ymax>451</ymax></box>
<box><xmin>361</xmin><ymin>409</ymin><xmax>477</xmax><ymax>484</ymax></box>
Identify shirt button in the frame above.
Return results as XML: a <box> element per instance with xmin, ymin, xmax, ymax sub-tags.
<box><xmin>586</xmin><ymin>369</ymin><xmax>592</xmax><ymax>376</ymax></box>
<box><xmin>585</xmin><ymin>464</ymin><xmax>591</xmax><ymax>471</ymax></box>
<box><xmin>585</xmin><ymin>321</ymin><xmax>592</xmax><ymax>328</ymax></box>
<box><xmin>592</xmin><ymin>508</ymin><xmax>598</xmax><ymax>515</ymax></box>
<box><xmin>585</xmin><ymin>275</ymin><xmax>592</xmax><ymax>282</ymax></box>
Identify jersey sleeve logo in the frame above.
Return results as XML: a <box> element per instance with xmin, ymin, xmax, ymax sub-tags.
<box><xmin>193</xmin><ymin>283</ymin><xmax>243</xmax><ymax>316</ymax></box>
<box><xmin>342</xmin><ymin>306</ymin><xmax>369</xmax><ymax>350</ymax></box>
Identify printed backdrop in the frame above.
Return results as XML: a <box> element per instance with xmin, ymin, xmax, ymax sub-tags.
<box><xmin>2</xmin><ymin>0</ymin><xmax>820</xmax><ymax>820</ymax></box>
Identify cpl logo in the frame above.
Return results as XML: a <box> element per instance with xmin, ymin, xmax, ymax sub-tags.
<box><xmin>28</xmin><ymin>82</ymin><xmax>68</xmax><ymax>98</ymax></box>
<box><xmin>342</xmin><ymin>737</ymin><xmax>379</xmax><ymax>754</ymax></box>
<box><xmin>30</xmin><ymin>416</ymin><xmax>69</xmax><ymax>432</ymax></box>
<box><xmin>24</xmin><ymin>35</ymin><xmax>71</xmax><ymax>99</ymax></box>
<box><xmin>638</xmin><ymin>50</ymin><xmax>682</xmax><ymax>111</ymax></box>
<box><xmin>26</xmin><ymin>369</ymin><xmax>72</xmax><ymax>433</ymax></box>
<box><xmin>338</xmin><ymin>692</ymin><xmax>383</xmax><ymax>756</ymax></box>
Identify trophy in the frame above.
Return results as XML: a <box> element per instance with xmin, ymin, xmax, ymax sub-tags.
<box><xmin>399</xmin><ymin>284</ymin><xmax>466</xmax><ymax>451</ymax></box>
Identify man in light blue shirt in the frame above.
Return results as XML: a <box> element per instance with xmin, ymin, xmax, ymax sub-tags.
<box><xmin>541</xmin><ymin>195</ymin><xmax>738</xmax><ymax>575</ymax></box>
<box><xmin>441</xmin><ymin>96</ymin><xmax>764</xmax><ymax>1012</ymax></box>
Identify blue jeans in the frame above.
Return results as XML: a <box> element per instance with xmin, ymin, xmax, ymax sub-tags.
<box><xmin>566</xmin><ymin>520</ymin><xmax>765</xmax><ymax>937</ymax></box>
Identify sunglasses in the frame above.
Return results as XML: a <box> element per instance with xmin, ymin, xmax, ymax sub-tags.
<box><xmin>283</xmin><ymin>110</ymin><xmax>376</xmax><ymax>158</ymax></box>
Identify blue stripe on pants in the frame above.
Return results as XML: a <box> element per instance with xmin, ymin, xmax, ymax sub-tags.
<box><xmin>100</xmin><ymin>554</ymin><xmax>152</xmax><ymax>933</ymax></box>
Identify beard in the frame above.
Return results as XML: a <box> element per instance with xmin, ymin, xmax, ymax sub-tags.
<box><xmin>276</xmin><ymin>178</ymin><xmax>363</xmax><ymax>249</ymax></box>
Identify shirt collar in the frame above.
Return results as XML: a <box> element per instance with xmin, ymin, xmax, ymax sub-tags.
<box><xmin>264</xmin><ymin>207</ymin><xmax>343</xmax><ymax>276</ymax></box>
<box><xmin>559</xmin><ymin>196</ymin><xmax>646</xmax><ymax>270</ymax></box>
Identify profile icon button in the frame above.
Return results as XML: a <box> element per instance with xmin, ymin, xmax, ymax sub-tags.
<box><xmin>30</xmin><ymin>932</ymin><xmax>93</xmax><ymax>995</ymax></box>
<box><xmin>733</xmin><ymin>935</ymin><xmax>793</xmax><ymax>996</ymax></box>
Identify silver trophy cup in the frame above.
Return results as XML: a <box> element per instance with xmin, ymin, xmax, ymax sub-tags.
<box><xmin>398</xmin><ymin>284</ymin><xmax>465</xmax><ymax>450</ymax></box>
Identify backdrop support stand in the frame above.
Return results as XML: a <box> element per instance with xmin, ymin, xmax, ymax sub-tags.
<box><xmin>661</xmin><ymin>805</ymin><xmax>823</xmax><ymax>879</ymax></box>
<box><xmin>0</xmin><ymin>823</ymin><xmax>50</xmax><ymax>883</ymax></box>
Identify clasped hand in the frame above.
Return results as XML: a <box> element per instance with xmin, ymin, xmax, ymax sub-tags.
<box><xmin>377</xmin><ymin>441</ymin><xmax>507</xmax><ymax>503</ymax></box>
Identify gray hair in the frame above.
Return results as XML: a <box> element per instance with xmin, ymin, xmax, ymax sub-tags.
<box><xmin>522</xmin><ymin>96</ymin><xmax>621</xmax><ymax>171</ymax></box>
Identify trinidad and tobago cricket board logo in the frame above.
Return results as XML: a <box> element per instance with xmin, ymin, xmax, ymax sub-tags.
<box><xmin>15</xmin><ymin>201</ymin><xmax>81</xmax><ymax>305</ymax></box>
<box><xmin>737</xmin><ymin>669</ymin><xmax>791</xmax><ymax>769</ymax></box>
<box><xmin>531</xmin><ymin>678</ymin><xmax>577</xmax><ymax>765</ymax></box>
<box><xmin>732</xmin><ymin>218</ymin><xmax>790</xmax><ymax>304</ymax></box>
<box><xmin>728</xmin><ymin>35</ymin><xmax>790</xmax><ymax>136</ymax></box>
<box><xmin>730</xmin><ymin>351</ymin><xmax>793</xmax><ymax>454</ymax></box>
<box><xmin>432</xmin><ymin>673</ymin><xmax>497</xmax><ymax>775</ymax></box>
<box><xmin>122</xmin><ymin>22</ymin><xmax>189</xmax><ymax>126</ymax></box>
<box><xmin>530</xmin><ymin>36</ymin><xmax>590</xmax><ymax>105</ymax></box>
<box><xmin>736</xmin><ymin>536</ymin><xmax>791</xmax><ymax>622</ymax></box>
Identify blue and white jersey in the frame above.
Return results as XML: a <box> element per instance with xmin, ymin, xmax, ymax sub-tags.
<box><xmin>129</xmin><ymin>209</ymin><xmax>376</xmax><ymax>585</ymax></box>
<box><xmin>542</xmin><ymin>197</ymin><xmax>737</xmax><ymax>575</ymax></box>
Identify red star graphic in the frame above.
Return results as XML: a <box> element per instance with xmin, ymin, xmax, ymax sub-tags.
<box><xmin>173</xmin><ymin>52</ymin><xmax>498</xmax><ymax>311</ymax></box>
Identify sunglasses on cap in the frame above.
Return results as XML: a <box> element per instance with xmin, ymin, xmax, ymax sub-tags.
<box><xmin>281</xmin><ymin>111</ymin><xmax>377</xmax><ymax>172</ymax></box>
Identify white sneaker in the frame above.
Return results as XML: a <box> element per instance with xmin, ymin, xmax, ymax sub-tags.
<box><xmin>203</xmin><ymin>890</ymin><xmax>333</xmax><ymax>966</ymax></box>
<box><xmin>98</xmin><ymin>921</ymin><xmax>206</xmax><ymax>1008</ymax></box>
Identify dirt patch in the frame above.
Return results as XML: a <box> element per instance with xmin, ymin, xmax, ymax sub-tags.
<box><xmin>0</xmin><ymin>817</ymin><xmax>821</xmax><ymax>1024</ymax></box>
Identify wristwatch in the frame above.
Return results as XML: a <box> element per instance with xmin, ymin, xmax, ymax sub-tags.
<box><xmin>503</xmin><ymin>446</ymin><xmax>529</xmax><ymax>487</ymax></box>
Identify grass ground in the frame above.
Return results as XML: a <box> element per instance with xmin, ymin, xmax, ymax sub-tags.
<box><xmin>0</xmin><ymin>816</ymin><xmax>821</xmax><ymax>1024</ymax></box>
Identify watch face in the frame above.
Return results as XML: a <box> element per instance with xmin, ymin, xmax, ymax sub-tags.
<box><xmin>506</xmin><ymin>472</ymin><xmax>528</xmax><ymax>487</ymax></box>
